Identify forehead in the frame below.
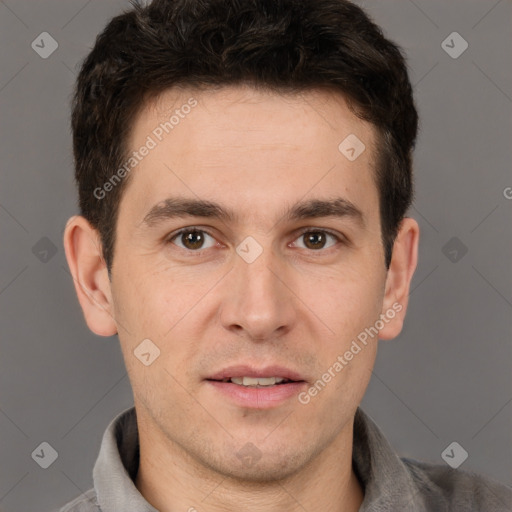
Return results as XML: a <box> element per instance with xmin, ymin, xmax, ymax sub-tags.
<box><xmin>120</xmin><ymin>85</ymin><xmax>379</xmax><ymax>230</ymax></box>
<box><xmin>141</xmin><ymin>85</ymin><xmax>376</xmax><ymax>152</ymax></box>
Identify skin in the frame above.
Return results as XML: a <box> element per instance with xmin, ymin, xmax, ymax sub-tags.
<box><xmin>64</xmin><ymin>85</ymin><xmax>419</xmax><ymax>512</ymax></box>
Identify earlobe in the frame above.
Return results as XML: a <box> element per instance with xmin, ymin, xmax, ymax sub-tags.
<box><xmin>63</xmin><ymin>215</ymin><xmax>118</xmax><ymax>337</ymax></box>
<box><xmin>378</xmin><ymin>217</ymin><xmax>420</xmax><ymax>341</ymax></box>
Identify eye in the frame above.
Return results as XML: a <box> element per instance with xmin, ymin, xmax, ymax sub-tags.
<box><xmin>290</xmin><ymin>229</ymin><xmax>341</xmax><ymax>251</ymax></box>
<box><xmin>166</xmin><ymin>227</ymin><xmax>343</xmax><ymax>254</ymax></box>
<box><xmin>168</xmin><ymin>228</ymin><xmax>217</xmax><ymax>251</ymax></box>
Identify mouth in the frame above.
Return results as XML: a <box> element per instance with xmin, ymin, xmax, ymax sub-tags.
<box><xmin>205</xmin><ymin>365</ymin><xmax>308</xmax><ymax>408</ymax></box>
<box><xmin>207</xmin><ymin>376</ymin><xmax>303</xmax><ymax>387</ymax></box>
<box><xmin>206</xmin><ymin>364</ymin><xmax>307</xmax><ymax>386</ymax></box>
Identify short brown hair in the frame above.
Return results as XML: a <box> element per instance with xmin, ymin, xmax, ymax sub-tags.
<box><xmin>71</xmin><ymin>0</ymin><xmax>418</xmax><ymax>274</ymax></box>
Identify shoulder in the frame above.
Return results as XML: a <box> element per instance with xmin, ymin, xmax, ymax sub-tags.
<box><xmin>52</xmin><ymin>488</ymin><xmax>100</xmax><ymax>512</ymax></box>
<box><xmin>402</xmin><ymin>457</ymin><xmax>512</xmax><ymax>511</ymax></box>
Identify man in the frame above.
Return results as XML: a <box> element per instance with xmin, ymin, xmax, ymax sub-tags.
<box><xmin>60</xmin><ymin>0</ymin><xmax>512</xmax><ymax>510</ymax></box>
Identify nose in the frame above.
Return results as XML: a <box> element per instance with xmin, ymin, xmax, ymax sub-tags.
<box><xmin>220</xmin><ymin>243</ymin><xmax>297</xmax><ymax>341</ymax></box>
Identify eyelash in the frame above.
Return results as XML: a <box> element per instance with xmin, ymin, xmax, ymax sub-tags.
<box><xmin>166</xmin><ymin>226</ymin><xmax>345</xmax><ymax>255</ymax></box>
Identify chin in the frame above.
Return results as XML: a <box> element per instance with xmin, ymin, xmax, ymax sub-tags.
<box><xmin>206</xmin><ymin>447</ymin><xmax>308</xmax><ymax>484</ymax></box>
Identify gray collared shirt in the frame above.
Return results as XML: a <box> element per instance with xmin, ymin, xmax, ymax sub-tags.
<box><xmin>55</xmin><ymin>405</ymin><xmax>512</xmax><ymax>511</ymax></box>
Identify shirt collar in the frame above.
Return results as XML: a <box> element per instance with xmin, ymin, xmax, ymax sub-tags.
<box><xmin>352</xmin><ymin>407</ymin><xmax>428</xmax><ymax>510</ymax></box>
<box><xmin>93</xmin><ymin>406</ymin><xmax>158</xmax><ymax>512</ymax></box>
<box><xmin>93</xmin><ymin>405</ymin><xmax>426</xmax><ymax>511</ymax></box>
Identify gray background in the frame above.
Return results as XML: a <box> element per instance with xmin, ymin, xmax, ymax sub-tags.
<box><xmin>0</xmin><ymin>1</ymin><xmax>510</xmax><ymax>511</ymax></box>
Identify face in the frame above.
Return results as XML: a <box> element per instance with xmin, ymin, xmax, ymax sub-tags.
<box><xmin>73</xmin><ymin>85</ymin><xmax>413</xmax><ymax>481</ymax></box>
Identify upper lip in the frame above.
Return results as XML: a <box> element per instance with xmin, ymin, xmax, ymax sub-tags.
<box><xmin>207</xmin><ymin>364</ymin><xmax>306</xmax><ymax>382</ymax></box>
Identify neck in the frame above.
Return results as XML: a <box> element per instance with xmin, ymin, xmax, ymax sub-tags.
<box><xmin>134</xmin><ymin>412</ymin><xmax>364</xmax><ymax>512</ymax></box>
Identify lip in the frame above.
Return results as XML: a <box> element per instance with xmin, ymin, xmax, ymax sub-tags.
<box><xmin>206</xmin><ymin>380</ymin><xmax>307</xmax><ymax>409</ymax></box>
<box><xmin>205</xmin><ymin>364</ymin><xmax>308</xmax><ymax>409</ymax></box>
<box><xmin>206</xmin><ymin>364</ymin><xmax>306</xmax><ymax>382</ymax></box>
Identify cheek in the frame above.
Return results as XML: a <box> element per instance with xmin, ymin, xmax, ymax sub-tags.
<box><xmin>111</xmin><ymin>264</ymin><xmax>211</xmax><ymax>383</ymax></box>
<box><xmin>111</xmin><ymin>258</ymin><xmax>184</xmax><ymax>332</ymax></box>
<box><xmin>327</xmin><ymin>345</ymin><xmax>377</xmax><ymax>414</ymax></box>
<box><xmin>304</xmin><ymin>263</ymin><xmax>384</xmax><ymax>334</ymax></box>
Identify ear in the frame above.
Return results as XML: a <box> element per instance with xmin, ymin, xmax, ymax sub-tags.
<box><xmin>378</xmin><ymin>217</ymin><xmax>419</xmax><ymax>340</ymax></box>
<box><xmin>63</xmin><ymin>215</ymin><xmax>118</xmax><ymax>336</ymax></box>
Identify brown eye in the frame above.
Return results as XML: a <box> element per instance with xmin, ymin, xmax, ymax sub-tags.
<box><xmin>303</xmin><ymin>231</ymin><xmax>327</xmax><ymax>249</ymax></box>
<box><xmin>169</xmin><ymin>229</ymin><xmax>216</xmax><ymax>251</ymax></box>
<box><xmin>292</xmin><ymin>230</ymin><xmax>340</xmax><ymax>251</ymax></box>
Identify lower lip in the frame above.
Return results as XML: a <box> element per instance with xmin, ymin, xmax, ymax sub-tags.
<box><xmin>206</xmin><ymin>380</ymin><xmax>307</xmax><ymax>409</ymax></box>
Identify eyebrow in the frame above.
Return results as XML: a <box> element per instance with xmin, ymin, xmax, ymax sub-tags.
<box><xmin>141</xmin><ymin>196</ymin><xmax>365</xmax><ymax>229</ymax></box>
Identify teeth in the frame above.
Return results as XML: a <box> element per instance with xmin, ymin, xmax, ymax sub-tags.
<box><xmin>230</xmin><ymin>376</ymin><xmax>286</xmax><ymax>386</ymax></box>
